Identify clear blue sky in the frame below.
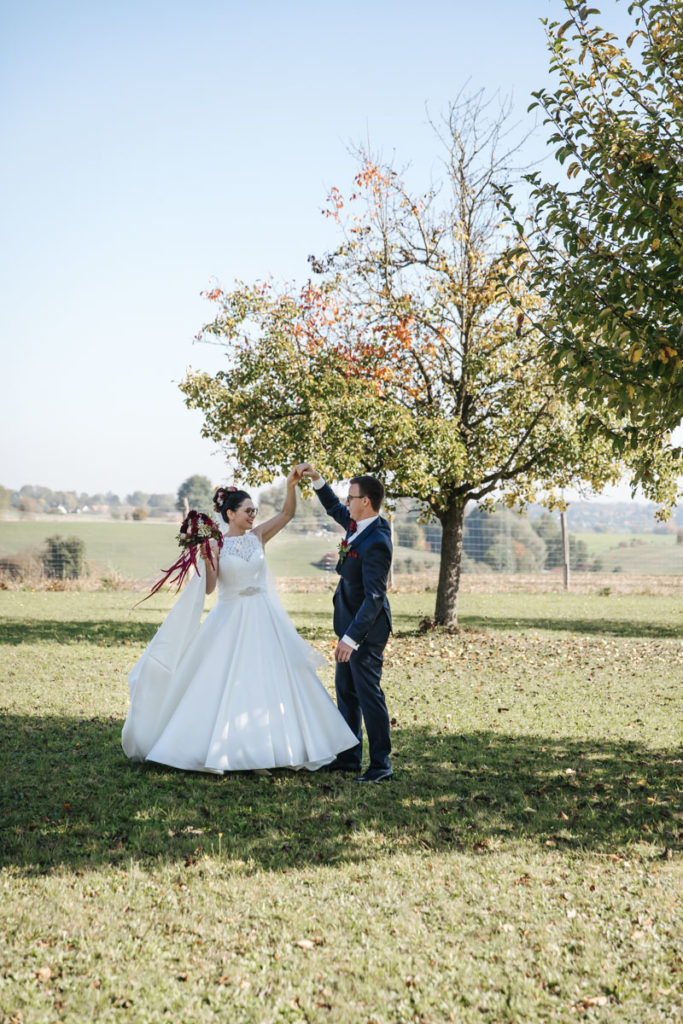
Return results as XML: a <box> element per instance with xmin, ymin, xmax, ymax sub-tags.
<box><xmin>2</xmin><ymin>0</ymin><xmax>646</xmax><ymax>499</ymax></box>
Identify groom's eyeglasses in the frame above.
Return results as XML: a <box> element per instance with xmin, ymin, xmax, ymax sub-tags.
<box><xmin>345</xmin><ymin>492</ymin><xmax>364</xmax><ymax>504</ymax></box>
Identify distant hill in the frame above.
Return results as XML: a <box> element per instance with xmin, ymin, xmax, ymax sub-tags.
<box><xmin>529</xmin><ymin>501</ymin><xmax>682</xmax><ymax>533</ymax></box>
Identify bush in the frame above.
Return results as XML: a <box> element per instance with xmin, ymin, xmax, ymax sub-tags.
<box><xmin>132</xmin><ymin>507</ymin><xmax>148</xmax><ymax>521</ymax></box>
<box><xmin>0</xmin><ymin>549</ymin><xmax>44</xmax><ymax>586</ymax></box>
<box><xmin>42</xmin><ymin>535</ymin><xmax>86</xmax><ymax>579</ymax></box>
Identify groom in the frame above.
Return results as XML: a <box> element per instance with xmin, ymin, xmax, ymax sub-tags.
<box><xmin>297</xmin><ymin>465</ymin><xmax>393</xmax><ymax>782</ymax></box>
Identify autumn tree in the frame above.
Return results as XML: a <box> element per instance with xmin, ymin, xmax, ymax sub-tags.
<box><xmin>499</xmin><ymin>0</ymin><xmax>682</xmax><ymax>503</ymax></box>
<box><xmin>182</xmin><ymin>95</ymin><xmax>630</xmax><ymax>627</ymax></box>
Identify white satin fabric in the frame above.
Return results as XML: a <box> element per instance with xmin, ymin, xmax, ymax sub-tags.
<box><xmin>122</xmin><ymin>531</ymin><xmax>356</xmax><ymax>772</ymax></box>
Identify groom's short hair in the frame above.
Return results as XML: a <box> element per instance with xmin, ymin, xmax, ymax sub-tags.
<box><xmin>351</xmin><ymin>475</ymin><xmax>384</xmax><ymax>512</ymax></box>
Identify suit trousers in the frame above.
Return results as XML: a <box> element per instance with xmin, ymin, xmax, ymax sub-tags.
<box><xmin>334</xmin><ymin>623</ymin><xmax>392</xmax><ymax>771</ymax></box>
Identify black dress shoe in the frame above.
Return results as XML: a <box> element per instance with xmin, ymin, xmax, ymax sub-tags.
<box><xmin>354</xmin><ymin>767</ymin><xmax>393</xmax><ymax>783</ymax></box>
<box><xmin>324</xmin><ymin>758</ymin><xmax>361</xmax><ymax>773</ymax></box>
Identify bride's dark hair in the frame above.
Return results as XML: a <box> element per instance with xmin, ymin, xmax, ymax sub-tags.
<box><xmin>213</xmin><ymin>486</ymin><xmax>251</xmax><ymax>524</ymax></box>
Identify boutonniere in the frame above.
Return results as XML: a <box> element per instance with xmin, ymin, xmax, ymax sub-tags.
<box><xmin>338</xmin><ymin>539</ymin><xmax>359</xmax><ymax>565</ymax></box>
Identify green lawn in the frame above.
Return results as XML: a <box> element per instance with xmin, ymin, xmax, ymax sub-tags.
<box><xmin>1</xmin><ymin>590</ymin><xmax>681</xmax><ymax>1023</ymax></box>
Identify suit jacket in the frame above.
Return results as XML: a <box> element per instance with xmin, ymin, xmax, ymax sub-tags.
<box><xmin>316</xmin><ymin>483</ymin><xmax>392</xmax><ymax>646</ymax></box>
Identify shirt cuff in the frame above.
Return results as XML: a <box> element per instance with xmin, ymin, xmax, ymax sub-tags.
<box><xmin>341</xmin><ymin>634</ymin><xmax>359</xmax><ymax>651</ymax></box>
<box><xmin>312</xmin><ymin>476</ymin><xmax>326</xmax><ymax>490</ymax></box>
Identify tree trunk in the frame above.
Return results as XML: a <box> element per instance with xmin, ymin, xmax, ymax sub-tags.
<box><xmin>434</xmin><ymin>499</ymin><xmax>467</xmax><ymax>628</ymax></box>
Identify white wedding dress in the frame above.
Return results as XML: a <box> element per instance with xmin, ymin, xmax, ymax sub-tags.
<box><xmin>122</xmin><ymin>531</ymin><xmax>356</xmax><ymax>772</ymax></box>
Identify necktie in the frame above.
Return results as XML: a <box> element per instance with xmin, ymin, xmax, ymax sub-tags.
<box><xmin>348</xmin><ymin>519</ymin><xmax>357</xmax><ymax>537</ymax></box>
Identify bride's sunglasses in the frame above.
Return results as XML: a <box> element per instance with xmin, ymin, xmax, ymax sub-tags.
<box><xmin>243</xmin><ymin>507</ymin><xmax>258</xmax><ymax>516</ymax></box>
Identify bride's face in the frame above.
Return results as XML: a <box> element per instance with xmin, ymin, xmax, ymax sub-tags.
<box><xmin>229</xmin><ymin>498</ymin><xmax>258</xmax><ymax>531</ymax></box>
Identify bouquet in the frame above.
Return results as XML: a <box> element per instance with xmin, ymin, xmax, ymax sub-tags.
<box><xmin>141</xmin><ymin>510</ymin><xmax>224</xmax><ymax>601</ymax></box>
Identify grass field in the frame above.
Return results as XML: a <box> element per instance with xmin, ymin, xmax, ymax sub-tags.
<box><xmin>1</xmin><ymin>589</ymin><xmax>681</xmax><ymax>1023</ymax></box>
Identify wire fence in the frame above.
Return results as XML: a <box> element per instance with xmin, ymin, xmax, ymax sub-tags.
<box><xmin>288</xmin><ymin>509</ymin><xmax>683</xmax><ymax>581</ymax></box>
<box><xmin>1</xmin><ymin>507</ymin><xmax>682</xmax><ymax>588</ymax></box>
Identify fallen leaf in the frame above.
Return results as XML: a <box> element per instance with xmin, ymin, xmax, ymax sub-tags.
<box><xmin>575</xmin><ymin>995</ymin><xmax>609</xmax><ymax>1008</ymax></box>
<box><xmin>295</xmin><ymin>939</ymin><xmax>315</xmax><ymax>950</ymax></box>
<box><xmin>36</xmin><ymin>966</ymin><xmax>52</xmax><ymax>982</ymax></box>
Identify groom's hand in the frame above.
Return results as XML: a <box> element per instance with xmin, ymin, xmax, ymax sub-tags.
<box><xmin>334</xmin><ymin>639</ymin><xmax>354</xmax><ymax>663</ymax></box>
<box><xmin>294</xmin><ymin>462</ymin><xmax>321</xmax><ymax>482</ymax></box>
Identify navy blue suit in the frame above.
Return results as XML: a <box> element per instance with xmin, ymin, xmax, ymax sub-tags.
<box><xmin>315</xmin><ymin>483</ymin><xmax>393</xmax><ymax>772</ymax></box>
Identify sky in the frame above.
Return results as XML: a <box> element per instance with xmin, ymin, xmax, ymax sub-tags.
<box><xmin>2</xmin><ymin>0</ymin><xmax>657</xmax><ymax>502</ymax></box>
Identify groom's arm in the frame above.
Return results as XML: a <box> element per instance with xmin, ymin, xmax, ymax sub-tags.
<box><xmin>310</xmin><ymin>477</ymin><xmax>351</xmax><ymax>533</ymax></box>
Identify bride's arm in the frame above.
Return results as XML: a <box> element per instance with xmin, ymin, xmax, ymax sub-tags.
<box><xmin>252</xmin><ymin>467</ymin><xmax>302</xmax><ymax>546</ymax></box>
<box><xmin>200</xmin><ymin>539</ymin><xmax>219</xmax><ymax>594</ymax></box>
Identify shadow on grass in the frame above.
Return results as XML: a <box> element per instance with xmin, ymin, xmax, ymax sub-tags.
<box><xmin>4</xmin><ymin>609</ymin><xmax>679</xmax><ymax>648</ymax></box>
<box><xmin>1</xmin><ymin>714</ymin><xmax>679</xmax><ymax>875</ymax></box>
<box><xmin>459</xmin><ymin>614</ymin><xmax>682</xmax><ymax>640</ymax></box>
<box><xmin>0</xmin><ymin>618</ymin><xmax>160</xmax><ymax>646</ymax></box>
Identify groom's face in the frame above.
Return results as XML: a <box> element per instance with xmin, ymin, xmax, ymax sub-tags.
<box><xmin>346</xmin><ymin>489</ymin><xmax>370</xmax><ymax>518</ymax></box>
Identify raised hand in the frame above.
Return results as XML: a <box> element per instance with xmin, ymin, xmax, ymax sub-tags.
<box><xmin>294</xmin><ymin>462</ymin><xmax>321</xmax><ymax>482</ymax></box>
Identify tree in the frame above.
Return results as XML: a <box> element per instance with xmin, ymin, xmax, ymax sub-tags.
<box><xmin>126</xmin><ymin>491</ymin><xmax>150</xmax><ymax>508</ymax></box>
<box><xmin>176</xmin><ymin>475</ymin><xmax>214</xmax><ymax>515</ymax></box>
<box><xmin>182</xmin><ymin>95</ymin><xmax>630</xmax><ymax>627</ymax></box>
<box><xmin>43</xmin><ymin>535</ymin><xmax>86</xmax><ymax>579</ymax></box>
<box><xmin>500</xmin><ymin>0</ymin><xmax>682</xmax><ymax>507</ymax></box>
<box><xmin>148</xmin><ymin>493</ymin><xmax>176</xmax><ymax>510</ymax></box>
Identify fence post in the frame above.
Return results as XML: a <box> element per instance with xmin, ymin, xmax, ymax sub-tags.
<box><xmin>561</xmin><ymin>510</ymin><xmax>570</xmax><ymax>591</ymax></box>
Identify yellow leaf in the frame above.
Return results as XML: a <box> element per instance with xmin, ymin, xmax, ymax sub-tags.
<box><xmin>651</xmin><ymin>238</ymin><xmax>661</xmax><ymax>251</ymax></box>
<box><xmin>629</xmin><ymin>344</ymin><xmax>643</xmax><ymax>363</ymax></box>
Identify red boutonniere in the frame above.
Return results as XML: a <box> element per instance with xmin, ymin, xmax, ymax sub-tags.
<box><xmin>338</xmin><ymin>539</ymin><xmax>358</xmax><ymax>565</ymax></box>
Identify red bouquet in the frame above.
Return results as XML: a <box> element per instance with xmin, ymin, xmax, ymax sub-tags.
<box><xmin>142</xmin><ymin>510</ymin><xmax>224</xmax><ymax>601</ymax></box>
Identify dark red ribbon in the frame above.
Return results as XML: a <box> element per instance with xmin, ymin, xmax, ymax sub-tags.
<box><xmin>136</xmin><ymin>535</ymin><xmax>222</xmax><ymax>605</ymax></box>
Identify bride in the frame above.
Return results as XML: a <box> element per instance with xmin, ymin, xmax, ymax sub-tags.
<box><xmin>121</xmin><ymin>467</ymin><xmax>357</xmax><ymax>773</ymax></box>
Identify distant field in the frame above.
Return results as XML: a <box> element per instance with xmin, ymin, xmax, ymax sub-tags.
<box><xmin>573</xmin><ymin>531</ymin><xmax>677</xmax><ymax>554</ymax></box>
<box><xmin>1</xmin><ymin>520</ymin><xmax>681</xmax><ymax>580</ymax></box>
<box><xmin>0</xmin><ymin>520</ymin><xmax>179</xmax><ymax>579</ymax></box>
<box><xmin>573</xmin><ymin>531</ymin><xmax>683</xmax><ymax>574</ymax></box>
<box><xmin>0</xmin><ymin>520</ymin><xmax>358</xmax><ymax>581</ymax></box>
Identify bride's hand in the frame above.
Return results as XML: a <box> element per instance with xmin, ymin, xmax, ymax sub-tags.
<box><xmin>199</xmin><ymin>539</ymin><xmax>219</xmax><ymax>561</ymax></box>
<box><xmin>287</xmin><ymin>466</ymin><xmax>304</xmax><ymax>486</ymax></box>
<box><xmin>293</xmin><ymin>462</ymin><xmax>318</xmax><ymax>482</ymax></box>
